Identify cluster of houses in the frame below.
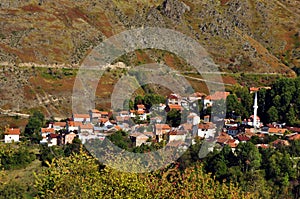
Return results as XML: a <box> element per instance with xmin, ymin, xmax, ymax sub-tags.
<box><xmin>3</xmin><ymin>89</ymin><xmax>300</xmax><ymax>152</ymax></box>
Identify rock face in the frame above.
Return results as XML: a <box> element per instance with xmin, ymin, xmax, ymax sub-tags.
<box><xmin>160</xmin><ymin>0</ymin><xmax>190</xmax><ymax>22</ymax></box>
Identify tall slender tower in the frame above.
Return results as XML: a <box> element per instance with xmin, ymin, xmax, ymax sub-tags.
<box><xmin>253</xmin><ymin>91</ymin><xmax>258</xmax><ymax>129</ymax></box>
<box><xmin>250</xmin><ymin>87</ymin><xmax>259</xmax><ymax>129</ymax></box>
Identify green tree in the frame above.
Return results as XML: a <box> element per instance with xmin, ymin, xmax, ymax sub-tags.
<box><xmin>25</xmin><ymin>111</ymin><xmax>45</xmax><ymax>143</ymax></box>
<box><xmin>267</xmin><ymin>106</ymin><xmax>279</xmax><ymax>123</ymax></box>
<box><xmin>166</xmin><ymin>109</ymin><xmax>181</xmax><ymax>127</ymax></box>
<box><xmin>236</xmin><ymin>142</ymin><xmax>261</xmax><ymax>172</ymax></box>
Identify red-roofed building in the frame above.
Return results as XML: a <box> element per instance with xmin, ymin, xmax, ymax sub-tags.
<box><xmin>204</xmin><ymin>91</ymin><xmax>230</xmax><ymax>108</ymax></box>
<box><xmin>168</xmin><ymin>104</ymin><xmax>183</xmax><ymax>111</ymax></box>
<box><xmin>5</xmin><ymin>128</ymin><xmax>20</xmax><ymax>143</ymax></box>
<box><xmin>237</xmin><ymin>134</ymin><xmax>251</xmax><ymax>142</ymax></box>
<box><xmin>288</xmin><ymin>134</ymin><xmax>300</xmax><ymax>141</ymax></box>
<box><xmin>168</xmin><ymin>130</ymin><xmax>187</xmax><ymax>142</ymax></box>
<box><xmin>79</xmin><ymin>123</ymin><xmax>94</xmax><ymax>134</ymax></box>
<box><xmin>268</xmin><ymin>128</ymin><xmax>287</xmax><ymax>135</ymax></box>
<box><xmin>155</xmin><ymin>124</ymin><xmax>171</xmax><ymax>142</ymax></box>
<box><xmin>89</xmin><ymin>109</ymin><xmax>102</xmax><ymax>121</ymax></box>
<box><xmin>168</xmin><ymin>94</ymin><xmax>181</xmax><ymax>105</ymax></box>
<box><xmin>53</xmin><ymin>122</ymin><xmax>67</xmax><ymax>131</ymax></box>
<box><xmin>272</xmin><ymin>139</ymin><xmax>290</xmax><ymax>147</ymax></box>
<box><xmin>73</xmin><ymin>114</ymin><xmax>91</xmax><ymax>122</ymax></box>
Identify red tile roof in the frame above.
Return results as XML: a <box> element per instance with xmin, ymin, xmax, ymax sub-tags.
<box><xmin>53</xmin><ymin>122</ymin><xmax>66</xmax><ymax>127</ymax></box>
<box><xmin>250</xmin><ymin>87</ymin><xmax>259</xmax><ymax>92</ymax></box>
<box><xmin>41</xmin><ymin>128</ymin><xmax>55</xmax><ymax>133</ymax></box>
<box><xmin>169</xmin><ymin>130</ymin><xmax>187</xmax><ymax>135</ymax></box>
<box><xmin>237</xmin><ymin>134</ymin><xmax>251</xmax><ymax>142</ymax></box>
<box><xmin>50</xmin><ymin>134</ymin><xmax>59</xmax><ymax>139</ymax></box>
<box><xmin>155</xmin><ymin>124</ymin><xmax>171</xmax><ymax>130</ymax></box>
<box><xmin>206</xmin><ymin>91</ymin><xmax>230</xmax><ymax>101</ymax></box>
<box><xmin>6</xmin><ymin>128</ymin><xmax>20</xmax><ymax>135</ymax></box>
<box><xmin>168</xmin><ymin>104</ymin><xmax>182</xmax><ymax>110</ymax></box>
<box><xmin>73</xmin><ymin>114</ymin><xmax>90</xmax><ymax>118</ymax></box>
<box><xmin>268</xmin><ymin>128</ymin><xmax>287</xmax><ymax>134</ymax></box>
<box><xmin>288</xmin><ymin>134</ymin><xmax>300</xmax><ymax>141</ymax></box>
<box><xmin>79</xmin><ymin>123</ymin><xmax>93</xmax><ymax>129</ymax></box>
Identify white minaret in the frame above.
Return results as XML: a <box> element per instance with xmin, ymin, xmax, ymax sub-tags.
<box><xmin>253</xmin><ymin>91</ymin><xmax>258</xmax><ymax>129</ymax></box>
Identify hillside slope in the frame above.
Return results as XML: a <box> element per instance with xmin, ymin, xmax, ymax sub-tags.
<box><xmin>0</xmin><ymin>0</ymin><xmax>299</xmax><ymax>117</ymax></box>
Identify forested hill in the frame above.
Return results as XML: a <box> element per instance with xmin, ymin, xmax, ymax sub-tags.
<box><xmin>0</xmin><ymin>0</ymin><xmax>299</xmax><ymax>75</ymax></box>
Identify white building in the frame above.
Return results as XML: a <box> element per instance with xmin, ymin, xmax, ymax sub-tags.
<box><xmin>5</xmin><ymin>128</ymin><xmax>20</xmax><ymax>143</ymax></box>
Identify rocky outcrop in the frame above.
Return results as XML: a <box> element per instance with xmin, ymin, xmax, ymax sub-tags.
<box><xmin>160</xmin><ymin>0</ymin><xmax>190</xmax><ymax>22</ymax></box>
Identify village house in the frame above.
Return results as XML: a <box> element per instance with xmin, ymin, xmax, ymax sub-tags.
<box><xmin>4</xmin><ymin>128</ymin><xmax>20</xmax><ymax>143</ymax></box>
<box><xmin>203</xmin><ymin>91</ymin><xmax>230</xmax><ymax>109</ymax></box>
<box><xmin>168</xmin><ymin>130</ymin><xmax>187</xmax><ymax>142</ymax></box>
<box><xmin>40</xmin><ymin>127</ymin><xmax>55</xmax><ymax>144</ymax></box>
<box><xmin>48</xmin><ymin>133</ymin><xmax>60</xmax><ymax>147</ymax></box>
<box><xmin>79</xmin><ymin>123</ymin><xmax>94</xmax><ymax>134</ymax></box>
<box><xmin>143</xmin><ymin>132</ymin><xmax>156</xmax><ymax>141</ymax></box>
<box><xmin>168</xmin><ymin>94</ymin><xmax>181</xmax><ymax>105</ymax></box>
<box><xmin>198</xmin><ymin>122</ymin><xmax>216</xmax><ymax>138</ymax></box>
<box><xmin>65</xmin><ymin>132</ymin><xmax>77</xmax><ymax>144</ymax></box>
<box><xmin>287</xmin><ymin>133</ymin><xmax>300</xmax><ymax>141</ymax></box>
<box><xmin>89</xmin><ymin>109</ymin><xmax>102</xmax><ymax>122</ymax></box>
<box><xmin>129</xmin><ymin>132</ymin><xmax>149</xmax><ymax>147</ymax></box>
<box><xmin>188</xmin><ymin>92</ymin><xmax>206</xmax><ymax>102</ymax></box>
<box><xmin>268</xmin><ymin>127</ymin><xmax>287</xmax><ymax>135</ymax></box>
<box><xmin>67</xmin><ymin>121</ymin><xmax>82</xmax><ymax>132</ymax></box>
<box><xmin>53</xmin><ymin>122</ymin><xmax>66</xmax><ymax>131</ymax></box>
<box><xmin>154</xmin><ymin>124</ymin><xmax>171</xmax><ymax>142</ymax></box>
<box><xmin>73</xmin><ymin>114</ymin><xmax>91</xmax><ymax>123</ymax></box>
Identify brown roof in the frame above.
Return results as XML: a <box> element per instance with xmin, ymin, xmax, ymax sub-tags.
<box><xmin>206</xmin><ymin>91</ymin><xmax>230</xmax><ymax>101</ymax></box>
<box><xmin>237</xmin><ymin>134</ymin><xmax>251</xmax><ymax>142</ymax></box>
<box><xmin>114</xmin><ymin>126</ymin><xmax>121</xmax><ymax>131</ymax></box>
<box><xmin>227</xmin><ymin>139</ymin><xmax>238</xmax><ymax>148</ymax></box>
<box><xmin>144</xmin><ymin>132</ymin><xmax>155</xmax><ymax>138</ymax></box>
<box><xmin>41</xmin><ymin>128</ymin><xmax>55</xmax><ymax>133</ymax></box>
<box><xmin>250</xmin><ymin>87</ymin><xmax>259</xmax><ymax>92</ymax></box>
<box><xmin>73</xmin><ymin>114</ymin><xmax>90</xmax><ymax>119</ymax></box>
<box><xmin>168</xmin><ymin>94</ymin><xmax>180</xmax><ymax>99</ymax></box>
<box><xmin>190</xmin><ymin>92</ymin><xmax>206</xmax><ymax>97</ymax></box>
<box><xmin>6</xmin><ymin>128</ymin><xmax>21</xmax><ymax>135</ymax></box>
<box><xmin>79</xmin><ymin>123</ymin><xmax>93</xmax><ymax>129</ymax></box>
<box><xmin>68</xmin><ymin>121</ymin><xmax>82</xmax><ymax>127</ymax></box>
<box><xmin>50</xmin><ymin>134</ymin><xmax>59</xmax><ymax>139</ymax></box>
<box><xmin>268</xmin><ymin>128</ymin><xmax>287</xmax><ymax>134</ymax></box>
<box><xmin>169</xmin><ymin>130</ymin><xmax>187</xmax><ymax>135</ymax></box>
<box><xmin>272</xmin><ymin>139</ymin><xmax>290</xmax><ymax>146</ymax></box>
<box><xmin>168</xmin><ymin>104</ymin><xmax>182</xmax><ymax>110</ymax></box>
<box><xmin>155</xmin><ymin>124</ymin><xmax>171</xmax><ymax>130</ymax></box>
<box><xmin>286</xmin><ymin>127</ymin><xmax>300</xmax><ymax>133</ymax></box>
<box><xmin>288</xmin><ymin>134</ymin><xmax>300</xmax><ymax>141</ymax></box>
<box><xmin>256</xmin><ymin>144</ymin><xmax>270</xmax><ymax>149</ymax></box>
<box><xmin>53</xmin><ymin>122</ymin><xmax>66</xmax><ymax>127</ymax></box>
<box><xmin>130</xmin><ymin>132</ymin><xmax>149</xmax><ymax>140</ymax></box>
